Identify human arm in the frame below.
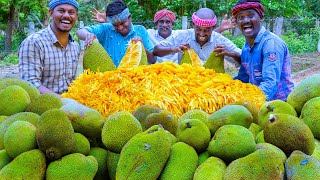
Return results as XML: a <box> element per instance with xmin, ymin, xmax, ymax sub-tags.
<box><xmin>76</xmin><ymin>28</ymin><xmax>97</xmax><ymax>47</ymax></box>
<box><xmin>153</xmin><ymin>44</ymin><xmax>187</xmax><ymax>57</ymax></box>
<box><xmin>91</xmin><ymin>8</ymin><xmax>107</xmax><ymax>23</ymax></box>
<box><xmin>214</xmin><ymin>14</ymin><xmax>236</xmax><ymax>34</ymax></box>
<box><xmin>214</xmin><ymin>44</ymin><xmax>241</xmax><ymax>64</ymax></box>
<box><xmin>213</xmin><ymin>32</ymin><xmax>242</xmax><ymax>64</ymax></box>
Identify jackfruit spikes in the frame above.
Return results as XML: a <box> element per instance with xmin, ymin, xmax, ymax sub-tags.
<box><xmin>0</xmin><ymin>85</ymin><xmax>30</xmax><ymax>116</ymax></box>
<box><xmin>285</xmin><ymin>150</ymin><xmax>320</xmax><ymax>179</ymax></box>
<box><xmin>83</xmin><ymin>39</ymin><xmax>116</xmax><ymax>72</ymax></box>
<box><xmin>180</xmin><ymin>48</ymin><xmax>202</xmax><ymax>66</ymax></box>
<box><xmin>312</xmin><ymin>139</ymin><xmax>320</xmax><ymax>161</ymax></box>
<box><xmin>193</xmin><ymin>157</ymin><xmax>226</xmax><ymax>180</ymax></box>
<box><xmin>118</xmin><ymin>40</ymin><xmax>148</xmax><ymax>68</ymax></box>
<box><xmin>203</xmin><ymin>51</ymin><xmax>225</xmax><ymax>73</ymax></box>
<box><xmin>256</xmin><ymin>143</ymin><xmax>287</xmax><ymax>163</ymax></box>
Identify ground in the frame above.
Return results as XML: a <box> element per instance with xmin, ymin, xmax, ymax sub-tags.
<box><xmin>1</xmin><ymin>52</ymin><xmax>319</xmax><ymax>86</ymax></box>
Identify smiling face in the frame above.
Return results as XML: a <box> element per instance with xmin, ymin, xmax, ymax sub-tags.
<box><xmin>112</xmin><ymin>16</ymin><xmax>132</xmax><ymax>37</ymax></box>
<box><xmin>155</xmin><ymin>16</ymin><xmax>174</xmax><ymax>39</ymax></box>
<box><xmin>235</xmin><ymin>9</ymin><xmax>262</xmax><ymax>42</ymax></box>
<box><xmin>49</xmin><ymin>4</ymin><xmax>78</xmax><ymax>33</ymax></box>
<box><xmin>193</xmin><ymin>24</ymin><xmax>214</xmax><ymax>47</ymax></box>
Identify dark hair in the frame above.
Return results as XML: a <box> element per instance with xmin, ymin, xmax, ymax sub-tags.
<box><xmin>106</xmin><ymin>0</ymin><xmax>127</xmax><ymax>16</ymax></box>
<box><xmin>235</xmin><ymin>0</ymin><xmax>261</xmax><ymax>6</ymax></box>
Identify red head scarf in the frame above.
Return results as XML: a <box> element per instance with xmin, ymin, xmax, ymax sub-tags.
<box><xmin>232</xmin><ymin>2</ymin><xmax>264</xmax><ymax>18</ymax></box>
<box><xmin>154</xmin><ymin>9</ymin><xmax>176</xmax><ymax>23</ymax></box>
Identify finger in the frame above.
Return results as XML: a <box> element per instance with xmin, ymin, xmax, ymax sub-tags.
<box><xmin>223</xmin><ymin>14</ymin><xmax>228</xmax><ymax>20</ymax></box>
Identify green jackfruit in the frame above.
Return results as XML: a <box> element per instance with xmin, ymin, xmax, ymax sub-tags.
<box><xmin>193</xmin><ymin>157</ymin><xmax>226</xmax><ymax>180</ymax></box>
<box><xmin>107</xmin><ymin>150</ymin><xmax>120</xmax><ymax>180</ymax></box>
<box><xmin>300</xmin><ymin>97</ymin><xmax>320</xmax><ymax>139</ymax></box>
<box><xmin>83</xmin><ymin>39</ymin><xmax>116</xmax><ymax>72</ymax></box>
<box><xmin>249</xmin><ymin>123</ymin><xmax>262</xmax><ymax>138</ymax></box>
<box><xmin>132</xmin><ymin>104</ymin><xmax>162</xmax><ymax>129</ymax></box>
<box><xmin>60</xmin><ymin>103</ymin><xmax>105</xmax><ymax>139</ymax></box>
<box><xmin>264</xmin><ymin>113</ymin><xmax>315</xmax><ymax>156</ymax></box>
<box><xmin>72</xmin><ymin>133</ymin><xmax>90</xmax><ymax>155</ymax></box>
<box><xmin>178</xmin><ymin>109</ymin><xmax>210</xmax><ymax>129</ymax></box>
<box><xmin>36</xmin><ymin>109</ymin><xmax>75</xmax><ymax>160</ymax></box>
<box><xmin>208</xmin><ymin>125</ymin><xmax>256</xmax><ymax>163</ymax></box>
<box><xmin>160</xmin><ymin>142</ymin><xmax>198</xmax><ymax>180</ymax></box>
<box><xmin>180</xmin><ymin>47</ymin><xmax>202</xmax><ymax>66</ymax></box>
<box><xmin>26</xmin><ymin>93</ymin><xmax>62</xmax><ymax>115</ymax></box>
<box><xmin>89</xmin><ymin>147</ymin><xmax>109</xmax><ymax>180</ymax></box>
<box><xmin>0</xmin><ymin>149</ymin><xmax>46</xmax><ymax>180</ymax></box>
<box><xmin>255</xmin><ymin>130</ymin><xmax>265</xmax><ymax>143</ymax></box>
<box><xmin>46</xmin><ymin>153</ymin><xmax>98</xmax><ymax>180</ymax></box>
<box><xmin>285</xmin><ymin>150</ymin><xmax>320</xmax><ymax>179</ymax></box>
<box><xmin>0</xmin><ymin>149</ymin><xmax>12</xmax><ymax>170</ymax></box>
<box><xmin>144</xmin><ymin>110</ymin><xmax>178</xmax><ymax>135</ymax></box>
<box><xmin>0</xmin><ymin>112</ymin><xmax>39</xmax><ymax>150</ymax></box>
<box><xmin>203</xmin><ymin>51</ymin><xmax>224</xmax><ymax>73</ymax></box>
<box><xmin>0</xmin><ymin>78</ymin><xmax>40</xmax><ymax>102</ymax></box>
<box><xmin>102</xmin><ymin>111</ymin><xmax>142</xmax><ymax>153</ymax></box>
<box><xmin>0</xmin><ymin>85</ymin><xmax>30</xmax><ymax>116</ymax></box>
<box><xmin>312</xmin><ymin>139</ymin><xmax>320</xmax><ymax>161</ymax></box>
<box><xmin>256</xmin><ymin>143</ymin><xmax>287</xmax><ymax>163</ymax></box>
<box><xmin>232</xmin><ymin>100</ymin><xmax>259</xmax><ymax>124</ymax></box>
<box><xmin>116</xmin><ymin>125</ymin><xmax>172</xmax><ymax>180</ymax></box>
<box><xmin>4</xmin><ymin>121</ymin><xmax>37</xmax><ymax>158</ymax></box>
<box><xmin>0</xmin><ymin>116</ymin><xmax>7</xmax><ymax>123</ymax></box>
<box><xmin>198</xmin><ymin>151</ymin><xmax>210</xmax><ymax>165</ymax></box>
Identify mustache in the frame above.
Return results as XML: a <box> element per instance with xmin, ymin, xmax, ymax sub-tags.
<box><xmin>159</xmin><ymin>26</ymin><xmax>172</xmax><ymax>30</ymax></box>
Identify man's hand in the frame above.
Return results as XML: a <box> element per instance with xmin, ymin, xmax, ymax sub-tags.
<box><xmin>215</xmin><ymin>14</ymin><xmax>236</xmax><ymax>33</ymax></box>
<box><xmin>131</xmin><ymin>36</ymin><xmax>142</xmax><ymax>43</ymax></box>
<box><xmin>91</xmin><ymin>8</ymin><xmax>107</xmax><ymax>23</ymax></box>
<box><xmin>85</xmin><ymin>33</ymin><xmax>97</xmax><ymax>47</ymax></box>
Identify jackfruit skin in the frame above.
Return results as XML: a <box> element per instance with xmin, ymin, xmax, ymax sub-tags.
<box><xmin>0</xmin><ymin>112</ymin><xmax>39</xmax><ymax>150</ymax></box>
<box><xmin>255</xmin><ymin>130</ymin><xmax>265</xmax><ymax>143</ymax></box>
<box><xmin>285</xmin><ymin>150</ymin><xmax>320</xmax><ymax>179</ymax></box>
<box><xmin>198</xmin><ymin>151</ymin><xmax>210</xmax><ymax>165</ymax></box>
<box><xmin>208</xmin><ymin>105</ymin><xmax>253</xmax><ymax>135</ymax></box>
<box><xmin>0</xmin><ymin>85</ymin><xmax>31</xmax><ymax>116</ymax></box>
<box><xmin>312</xmin><ymin>139</ymin><xmax>320</xmax><ymax>161</ymax></box>
<box><xmin>248</xmin><ymin>123</ymin><xmax>262</xmax><ymax>138</ymax></box>
<box><xmin>83</xmin><ymin>39</ymin><xmax>116</xmax><ymax>72</ymax></box>
<box><xmin>72</xmin><ymin>133</ymin><xmax>90</xmax><ymax>155</ymax></box>
<box><xmin>256</xmin><ymin>143</ymin><xmax>287</xmax><ymax>163</ymax></box>
<box><xmin>89</xmin><ymin>147</ymin><xmax>109</xmax><ymax>180</ymax></box>
<box><xmin>160</xmin><ymin>142</ymin><xmax>198</xmax><ymax>180</ymax></box>
<box><xmin>36</xmin><ymin>109</ymin><xmax>75</xmax><ymax>161</ymax></box>
<box><xmin>4</xmin><ymin>121</ymin><xmax>37</xmax><ymax>158</ymax></box>
<box><xmin>258</xmin><ymin>100</ymin><xmax>297</xmax><ymax>128</ymax></box>
<box><xmin>46</xmin><ymin>153</ymin><xmax>98</xmax><ymax>180</ymax></box>
<box><xmin>116</xmin><ymin>125</ymin><xmax>172</xmax><ymax>180</ymax></box>
<box><xmin>232</xmin><ymin>100</ymin><xmax>259</xmax><ymax>124</ymax></box>
<box><xmin>300</xmin><ymin>97</ymin><xmax>320</xmax><ymax>139</ymax></box>
<box><xmin>208</xmin><ymin>125</ymin><xmax>256</xmax><ymax>163</ymax></box>
<box><xmin>132</xmin><ymin>104</ymin><xmax>162</xmax><ymax>129</ymax></box>
<box><xmin>102</xmin><ymin>111</ymin><xmax>143</xmax><ymax>153</ymax></box>
<box><xmin>180</xmin><ymin>48</ymin><xmax>202</xmax><ymax>66</ymax></box>
<box><xmin>264</xmin><ymin>113</ymin><xmax>315</xmax><ymax>156</ymax></box>
<box><xmin>193</xmin><ymin>157</ymin><xmax>227</xmax><ymax>180</ymax></box>
<box><xmin>25</xmin><ymin>93</ymin><xmax>63</xmax><ymax>115</ymax></box>
<box><xmin>0</xmin><ymin>149</ymin><xmax>12</xmax><ymax>170</ymax></box>
<box><xmin>203</xmin><ymin>51</ymin><xmax>225</xmax><ymax>73</ymax></box>
<box><xmin>0</xmin><ymin>149</ymin><xmax>46</xmax><ymax>180</ymax></box>
<box><xmin>144</xmin><ymin>110</ymin><xmax>178</xmax><ymax>135</ymax></box>
<box><xmin>107</xmin><ymin>150</ymin><xmax>120</xmax><ymax>180</ymax></box>
<box><xmin>0</xmin><ymin>116</ymin><xmax>7</xmax><ymax>123</ymax></box>
<box><xmin>140</xmin><ymin>44</ymin><xmax>148</xmax><ymax>65</ymax></box>
<box><xmin>176</xmin><ymin>118</ymin><xmax>211</xmax><ymax>153</ymax></box>
<box><xmin>178</xmin><ymin>109</ymin><xmax>210</xmax><ymax>129</ymax></box>
<box><xmin>223</xmin><ymin>149</ymin><xmax>285</xmax><ymax>179</ymax></box>
<box><xmin>0</xmin><ymin>78</ymin><xmax>40</xmax><ymax>102</ymax></box>
<box><xmin>60</xmin><ymin>103</ymin><xmax>105</xmax><ymax>139</ymax></box>
<box><xmin>287</xmin><ymin>73</ymin><xmax>320</xmax><ymax>115</ymax></box>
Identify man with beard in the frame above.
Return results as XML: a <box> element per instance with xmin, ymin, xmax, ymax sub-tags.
<box><xmin>18</xmin><ymin>0</ymin><xmax>80</xmax><ymax>98</ymax></box>
<box><xmin>232</xmin><ymin>0</ymin><xmax>294</xmax><ymax>101</ymax></box>
<box><xmin>153</xmin><ymin>8</ymin><xmax>241</xmax><ymax>65</ymax></box>
<box><xmin>76</xmin><ymin>0</ymin><xmax>156</xmax><ymax>66</ymax></box>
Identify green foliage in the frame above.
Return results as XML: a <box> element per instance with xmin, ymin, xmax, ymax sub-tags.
<box><xmin>1</xmin><ymin>53</ymin><xmax>18</xmax><ymax>65</ymax></box>
<box><xmin>282</xmin><ymin>29</ymin><xmax>318</xmax><ymax>54</ymax></box>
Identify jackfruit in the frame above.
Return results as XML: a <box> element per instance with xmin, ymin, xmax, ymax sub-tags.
<box><xmin>193</xmin><ymin>157</ymin><xmax>226</xmax><ymax>180</ymax></box>
<box><xmin>300</xmin><ymin>97</ymin><xmax>320</xmax><ymax>139</ymax></box>
<box><xmin>0</xmin><ymin>149</ymin><xmax>46</xmax><ymax>179</ymax></box>
<box><xmin>116</xmin><ymin>125</ymin><xmax>172</xmax><ymax>180</ymax></box>
<box><xmin>102</xmin><ymin>111</ymin><xmax>142</xmax><ymax>153</ymax></box>
<box><xmin>264</xmin><ymin>113</ymin><xmax>315</xmax><ymax>156</ymax></box>
<box><xmin>36</xmin><ymin>109</ymin><xmax>75</xmax><ymax>160</ymax></box>
<box><xmin>176</xmin><ymin>118</ymin><xmax>211</xmax><ymax>153</ymax></box>
<box><xmin>255</xmin><ymin>130</ymin><xmax>265</xmax><ymax>143</ymax></box>
<box><xmin>89</xmin><ymin>147</ymin><xmax>109</xmax><ymax>180</ymax></box>
<box><xmin>208</xmin><ymin>104</ymin><xmax>253</xmax><ymax>135</ymax></box>
<box><xmin>26</xmin><ymin>93</ymin><xmax>62</xmax><ymax>115</ymax></box>
<box><xmin>46</xmin><ymin>153</ymin><xmax>98</xmax><ymax>180</ymax></box>
<box><xmin>0</xmin><ymin>85</ymin><xmax>30</xmax><ymax>116</ymax></box>
<box><xmin>132</xmin><ymin>104</ymin><xmax>162</xmax><ymax>129</ymax></box>
<box><xmin>256</xmin><ymin>143</ymin><xmax>287</xmax><ymax>163</ymax></box>
<box><xmin>83</xmin><ymin>39</ymin><xmax>116</xmax><ymax>72</ymax></box>
<box><xmin>258</xmin><ymin>100</ymin><xmax>297</xmax><ymax>128</ymax></box>
<box><xmin>287</xmin><ymin>73</ymin><xmax>320</xmax><ymax>115</ymax></box>
<box><xmin>159</xmin><ymin>142</ymin><xmax>198</xmax><ymax>180</ymax></box>
<box><xmin>198</xmin><ymin>151</ymin><xmax>210</xmax><ymax>165</ymax></box>
<box><xmin>118</xmin><ymin>40</ymin><xmax>148</xmax><ymax>68</ymax></box>
<box><xmin>249</xmin><ymin>123</ymin><xmax>262</xmax><ymax>138</ymax></box>
<box><xmin>0</xmin><ymin>78</ymin><xmax>40</xmax><ymax>102</ymax></box>
<box><xmin>0</xmin><ymin>116</ymin><xmax>7</xmax><ymax>123</ymax></box>
<box><xmin>180</xmin><ymin>47</ymin><xmax>202</xmax><ymax>66</ymax></box>
<box><xmin>208</xmin><ymin>125</ymin><xmax>256</xmax><ymax>163</ymax></box>
<box><xmin>232</xmin><ymin>100</ymin><xmax>259</xmax><ymax>124</ymax></box>
<box><xmin>285</xmin><ymin>150</ymin><xmax>320</xmax><ymax>179</ymax></box>
<box><xmin>224</xmin><ymin>149</ymin><xmax>285</xmax><ymax>179</ymax></box>
<box><xmin>107</xmin><ymin>150</ymin><xmax>120</xmax><ymax>180</ymax></box>
<box><xmin>60</xmin><ymin>103</ymin><xmax>105</xmax><ymax>139</ymax></box>
<box><xmin>0</xmin><ymin>149</ymin><xmax>12</xmax><ymax>170</ymax></box>
<box><xmin>203</xmin><ymin>51</ymin><xmax>225</xmax><ymax>73</ymax></box>
<box><xmin>178</xmin><ymin>109</ymin><xmax>210</xmax><ymax>129</ymax></box>
<box><xmin>72</xmin><ymin>133</ymin><xmax>90</xmax><ymax>155</ymax></box>
<box><xmin>4</xmin><ymin>121</ymin><xmax>37</xmax><ymax>158</ymax></box>
<box><xmin>312</xmin><ymin>139</ymin><xmax>320</xmax><ymax>161</ymax></box>
<box><xmin>0</xmin><ymin>112</ymin><xmax>39</xmax><ymax>150</ymax></box>
<box><xmin>144</xmin><ymin>110</ymin><xmax>178</xmax><ymax>135</ymax></box>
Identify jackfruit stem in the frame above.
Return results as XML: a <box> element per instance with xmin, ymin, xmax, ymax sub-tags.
<box><xmin>266</xmin><ymin>104</ymin><xmax>273</xmax><ymax>112</ymax></box>
<box><xmin>268</xmin><ymin>114</ymin><xmax>278</xmax><ymax>123</ymax></box>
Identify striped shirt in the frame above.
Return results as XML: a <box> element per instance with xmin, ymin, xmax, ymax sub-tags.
<box><xmin>18</xmin><ymin>26</ymin><xmax>80</xmax><ymax>94</ymax></box>
<box><xmin>234</xmin><ymin>26</ymin><xmax>294</xmax><ymax>101</ymax></box>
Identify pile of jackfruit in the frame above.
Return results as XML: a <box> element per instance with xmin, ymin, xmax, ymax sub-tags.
<box><xmin>1</xmin><ymin>74</ymin><xmax>320</xmax><ymax>179</ymax></box>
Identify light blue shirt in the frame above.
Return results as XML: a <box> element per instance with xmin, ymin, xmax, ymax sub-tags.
<box><xmin>85</xmin><ymin>23</ymin><xmax>154</xmax><ymax>67</ymax></box>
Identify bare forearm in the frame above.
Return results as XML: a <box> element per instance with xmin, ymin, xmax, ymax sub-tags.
<box><xmin>38</xmin><ymin>85</ymin><xmax>61</xmax><ymax>98</ymax></box>
<box><xmin>153</xmin><ymin>45</ymin><xmax>175</xmax><ymax>57</ymax></box>
<box><xmin>146</xmin><ymin>50</ymin><xmax>156</xmax><ymax>64</ymax></box>
<box><xmin>76</xmin><ymin>28</ymin><xmax>90</xmax><ymax>41</ymax></box>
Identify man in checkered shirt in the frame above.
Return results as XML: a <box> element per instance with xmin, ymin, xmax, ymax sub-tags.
<box><xmin>18</xmin><ymin>0</ymin><xmax>80</xmax><ymax>97</ymax></box>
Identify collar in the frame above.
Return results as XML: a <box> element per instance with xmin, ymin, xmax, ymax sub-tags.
<box><xmin>253</xmin><ymin>26</ymin><xmax>266</xmax><ymax>44</ymax></box>
<box><xmin>110</xmin><ymin>22</ymin><xmax>135</xmax><ymax>38</ymax></box>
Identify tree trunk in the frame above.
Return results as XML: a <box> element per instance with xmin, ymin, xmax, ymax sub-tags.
<box><xmin>5</xmin><ymin>1</ymin><xmax>16</xmax><ymax>53</ymax></box>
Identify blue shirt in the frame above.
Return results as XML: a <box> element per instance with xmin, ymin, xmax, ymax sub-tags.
<box><xmin>85</xmin><ymin>23</ymin><xmax>154</xmax><ymax>67</ymax></box>
<box><xmin>234</xmin><ymin>26</ymin><xmax>294</xmax><ymax>101</ymax></box>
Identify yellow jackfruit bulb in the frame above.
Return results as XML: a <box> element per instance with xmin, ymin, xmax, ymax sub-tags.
<box><xmin>203</xmin><ymin>51</ymin><xmax>225</xmax><ymax>73</ymax></box>
<box><xmin>180</xmin><ymin>47</ymin><xmax>202</xmax><ymax>66</ymax></box>
<box><xmin>83</xmin><ymin>39</ymin><xmax>116</xmax><ymax>72</ymax></box>
<box><xmin>118</xmin><ymin>40</ymin><xmax>147</xmax><ymax>69</ymax></box>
